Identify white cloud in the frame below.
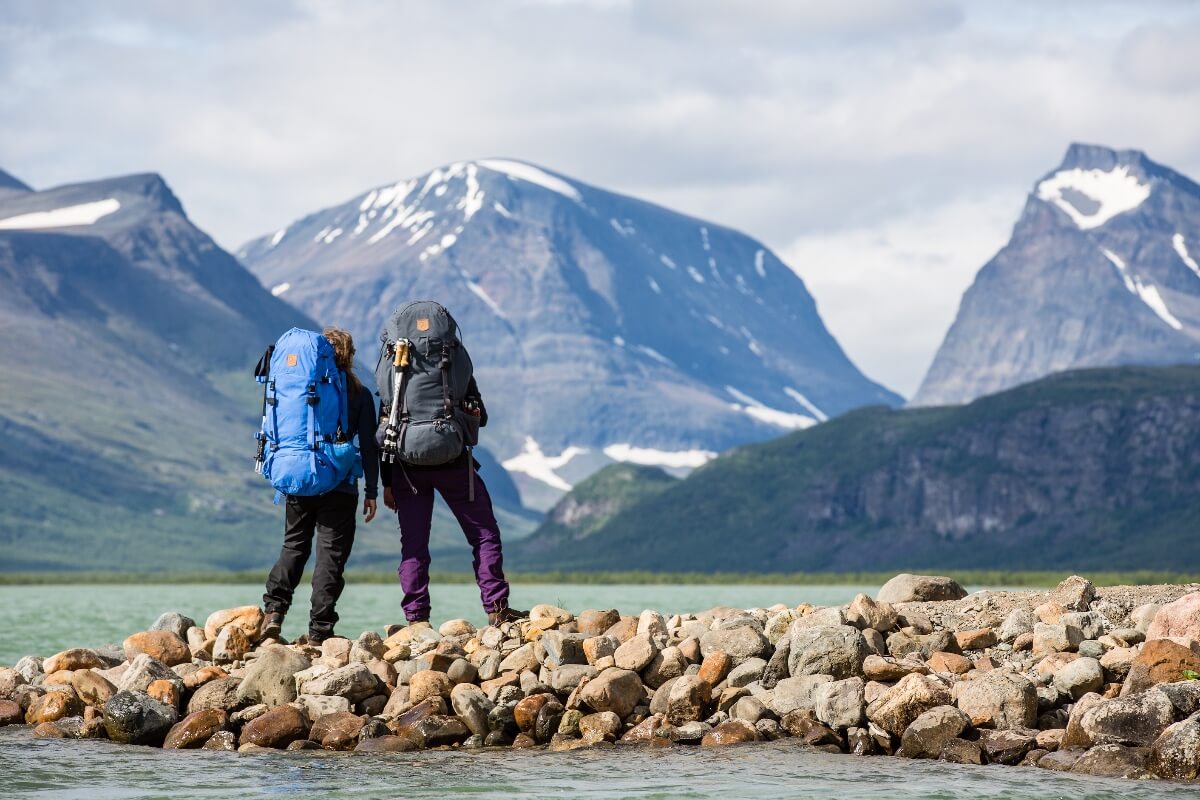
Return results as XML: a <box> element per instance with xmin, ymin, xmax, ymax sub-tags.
<box><xmin>0</xmin><ymin>0</ymin><xmax>1198</xmax><ymax>396</ymax></box>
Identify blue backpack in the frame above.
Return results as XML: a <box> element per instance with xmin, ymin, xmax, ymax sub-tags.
<box><xmin>253</xmin><ymin>328</ymin><xmax>360</xmax><ymax>500</ymax></box>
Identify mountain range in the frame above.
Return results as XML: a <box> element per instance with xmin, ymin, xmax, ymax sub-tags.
<box><xmin>0</xmin><ymin>169</ymin><xmax>529</xmax><ymax>572</ymax></box>
<box><xmin>237</xmin><ymin>159</ymin><xmax>900</xmax><ymax>509</ymax></box>
<box><xmin>516</xmin><ymin>363</ymin><xmax>1200</xmax><ymax>572</ymax></box>
<box><xmin>913</xmin><ymin>144</ymin><xmax>1200</xmax><ymax>406</ymax></box>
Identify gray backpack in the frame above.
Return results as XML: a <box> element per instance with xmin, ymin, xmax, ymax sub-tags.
<box><xmin>375</xmin><ymin>300</ymin><xmax>479</xmax><ymax>467</ymax></box>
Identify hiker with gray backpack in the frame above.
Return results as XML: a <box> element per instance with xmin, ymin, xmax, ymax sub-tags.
<box><xmin>253</xmin><ymin>326</ymin><xmax>378</xmax><ymax>644</ymax></box>
<box><xmin>375</xmin><ymin>300</ymin><xmax>525</xmax><ymax>627</ymax></box>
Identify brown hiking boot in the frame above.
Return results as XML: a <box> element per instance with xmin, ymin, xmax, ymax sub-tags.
<box><xmin>261</xmin><ymin>611</ymin><xmax>284</xmax><ymax>640</ymax></box>
<box><xmin>407</xmin><ymin>620</ymin><xmax>432</xmax><ymax>630</ymax></box>
<box><xmin>487</xmin><ymin>607</ymin><xmax>527</xmax><ymax>626</ymax></box>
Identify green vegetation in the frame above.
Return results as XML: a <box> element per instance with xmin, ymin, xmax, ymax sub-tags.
<box><xmin>515</xmin><ymin>364</ymin><xmax>1200</xmax><ymax>573</ymax></box>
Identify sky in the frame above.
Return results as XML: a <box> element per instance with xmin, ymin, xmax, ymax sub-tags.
<box><xmin>2</xmin><ymin>0</ymin><xmax>1199</xmax><ymax>397</ymax></box>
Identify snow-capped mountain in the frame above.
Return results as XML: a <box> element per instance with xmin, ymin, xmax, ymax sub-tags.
<box><xmin>240</xmin><ymin>159</ymin><xmax>900</xmax><ymax>508</ymax></box>
<box><xmin>912</xmin><ymin>144</ymin><xmax>1200</xmax><ymax>407</ymax></box>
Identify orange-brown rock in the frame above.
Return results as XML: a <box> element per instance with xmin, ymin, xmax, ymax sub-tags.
<box><xmin>480</xmin><ymin>672</ymin><xmax>520</xmax><ymax>696</ymax></box>
<box><xmin>163</xmin><ymin>709</ymin><xmax>227</xmax><ymax>749</ymax></box>
<box><xmin>603</xmin><ymin>616</ymin><xmax>638</xmax><ymax>644</ymax></box>
<box><xmin>238</xmin><ymin>705</ymin><xmax>309</xmax><ymax>748</ymax></box>
<box><xmin>927</xmin><ymin>652</ymin><xmax>971</xmax><ymax>675</ymax></box>
<box><xmin>204</xmin><ymin>606</ymin><xmax>264</xmax><ymax>642</ymax></box>
<box><xmin>44</xmin><ymin>670</ymin><xmax>75</xmax><ymax>686</ymax></box>
<box><xmin>32</xmin><ymin>721</ymin><xmax>66</xmax><ymax>738</ymax></box>
<box><xmin>25</xmin><ymin>691</ymin><xmax>80</xmax><ymax>724</ymax></box>
<box><xmin>408</xmin><ymin>670</ymin><xmax>453</xmax><ymax>705</ymax></box>
<box><xmin>697</xmin><ymin>651</ymin><xmax>732</xmax><ymax>686</ymax></box>
<box><xmin>701</xmin><ymin>719</ymin><xmax>762</xmax><ymax>746</ymax></box>
<box><xmin>42</xmin><ymin>648</ymin><xmax>106</xmax><ymax>674</ymax></box>
<box><xmin>620</xmin><ymin>713</ymin><xmax>662</xmax><ymax>742</ymax></box>
<box><xmin>183</xmin><ymin>665</ymin><xmax>229</xmax><ymax>690</ymax></box>
<box><xmin>123</xmin><ymin>630</ymin><xmax>190</xmax><ymax>667</ymax></box>
<box><xmin>71</xmin><ymin>671</ymin><xmax>116</xmax><ymax>707</ymax></box>
<box><xmin>148</xmin><ymin>679</ymin><xmax>181</xmax><ymax>709</ymax></box>
<box><xmin>309</xmin><ymin>711</ymin><xmax>365</xmax><ymax>750</ymax></box>
<box><xmin>955</xmin><ymin>628</ymin><xmax>997</xmax><ymax>650</ymax></box>
<box><xmin>1122</xmin><ymin>639</ymin><xmax>1200</xmax><ymax>695</ymax></box>
<box><xmin>514</xmin><ymin>693</ymin><xmax>555</xmax><ymax>733</ymax></box>
<box><xmin>0</xmin><ymin>699</ymin><xmax>23</xmax><ymax>726</ymax></box>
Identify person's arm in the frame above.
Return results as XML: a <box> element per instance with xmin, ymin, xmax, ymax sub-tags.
<box><xmin>466</xmin><ymin>376</ymin><xmax>488</xmax><ymax>428</ymax></box>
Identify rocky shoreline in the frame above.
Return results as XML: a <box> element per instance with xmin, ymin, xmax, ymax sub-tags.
<box><xmin>3</xmin><ymin>574</ymin><xmax>1200</xmax><ymax>782</ymax></box>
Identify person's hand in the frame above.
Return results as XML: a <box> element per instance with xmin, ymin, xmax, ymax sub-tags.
<box><xmin>383</xmin><ymin>487</ymin><xmax>396</xmax><ymax>511</ymax></box>
<box><xmin>363</xmin><ymin>498</ymin><xmax>377</xmax><ymax>523</ymax></box>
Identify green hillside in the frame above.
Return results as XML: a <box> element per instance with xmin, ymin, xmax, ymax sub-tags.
<box><xmin>513</xmin><ymin>364</ymin><xmax>1200</xmax><ymax>572</ymax></box>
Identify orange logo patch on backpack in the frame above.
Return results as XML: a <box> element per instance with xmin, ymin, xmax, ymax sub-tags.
<box><xmin>416</xmin><ymin>319</ymin><xmax>430</xmax><ymax>332</ymax></box>
<box><xmin>286</xmin><ymin>353</ymin><xmax>298</xmax><ymax>367</ymax></box>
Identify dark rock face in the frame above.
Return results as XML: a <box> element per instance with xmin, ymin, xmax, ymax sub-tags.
<box><xmin>239</xmin><ymin>159</ymin><xmax>899</xmax><ymax>508</ymax></box>
<box><xmin>102</xmin><ymin>691</ymin><xmax>178</xmax><ymax>746</ymax></box>
<box><xmin>914</xmin><ymin>143</ymin><xmax>1200</xmax><ymax>407</ymax></box>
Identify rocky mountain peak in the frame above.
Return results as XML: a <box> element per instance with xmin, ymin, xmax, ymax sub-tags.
<box><xmin>912</xmin><ymin>145</ymin><xmax>1200</xmax><ymax>407</ymax></box>
<box><xmin>0</xmin><ymin>168</ymin><xmax>32</xmax><ymax>193</ymax></box>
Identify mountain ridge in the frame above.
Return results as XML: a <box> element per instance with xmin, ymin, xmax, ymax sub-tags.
<box><xmin>239</xmin><ymin>158</ymin><xmax>900</xmax><ymax>508</ymax></box>
<box><xmin>913</xmin><ymin>143</ymin><xmax>1200</xmax><ymax>407</ymax></box>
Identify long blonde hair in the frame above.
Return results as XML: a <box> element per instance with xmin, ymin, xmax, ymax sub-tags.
<box><xmin>323</xmin><ymin>327</ymin><xmax>363</xmax><ymax>397</ymax></box>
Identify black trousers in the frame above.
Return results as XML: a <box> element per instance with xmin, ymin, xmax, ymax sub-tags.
<box><xmin>262</xmin><ymin>491</ymin><xmax>357</xmax><ymax>637</ymax></box>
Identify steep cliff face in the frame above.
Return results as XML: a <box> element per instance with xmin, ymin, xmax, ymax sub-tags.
<box><xmin>913</xmin><ymin>144</ymin><xmax>1200</xmax><ymax>407</ymax></box>
<box><xmin>515</xmin><ymin>365</ymin><xmax>1200</xmax><ymax>572</ymax></box>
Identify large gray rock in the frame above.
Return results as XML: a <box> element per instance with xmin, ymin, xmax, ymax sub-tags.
<box><xmin>450</xmin><ymin>684</ymin><xmax>493</xmax><ymax>736</ymax></box>
<box><xmin>876</xmin><ymin>574</ymin><xmax>967</xmax><ymax>604</ymax></box>
<box><xmin>900</xmin><ymin>705</ymin><xmax>970</xmax><ymax>759</ymax></box>
<box><xmin>845</xmin><ymin>594</ymin><xmax>898</xmax><ymax>633</ymax></box>
<box><xmin>614</xmin><ymin>634</ymin><xmax>659</xmax><ymax>672</ymax></box>
<box><xmin>1149</xmin><ymin>711</ymin><xmax>1200</xmax><ymax>780</ymax></box>
<box><xmin>149</xmin><ymin>612</ymin><xmax>196</xmax><ymax>641</ymax></box>
<box><xmin>103</xmin><ymin>690</ymin><xmax>178</xmax><ymax>745</ymax></box>
<box><xmin>547</xmin><ymin>664</ymin><xmax>596</xmax><ymax>693</ymax></box>
<box><xmin>579</xmin><ymin>669</ymin><xmax>644</xmax><ymax>718</ymax></box>
<box><xmin>117</xmin><ymin>655</ymin><xmax>183</xmax><ymax>695</ymax></box>
<box><xmin>236</xmin><ymin>645</ymin><xmax>311</xmax><ymax>707</ymax></box>
<box><xmin>769</xmin><ymin>675</ymin><xmax>833</xmax><ymax>716</ymax></box>
<box><xmin>867</xmin><ymin>673</ymin><xmax>952</xmax><ymax>738</ymax></box>
<box><xmin>954</xmin><ymin>670</ymin><xmax>1037</xmax><ymax>729</ymax></box>
<box><xmin>187</xmin><ymin>677</ymin><xmax>244</xmax><ymax>715</ymax></box>
<box><xmin>1070</xmin><ymin>744</ymin><xmax>1150</xmax><ymax>778</ymax></box>
<box><xmin>302</xmin><ymin>663</ymin><xmax>379</xmax><ymax>703</ymax></box>
<box><xmin>788</xmin><ymin>625</ymin><xmax>868</xmax><ymax>679</ymax></box>
<box><xmin>642</xmin><ymin>646</ymin><xmax>687</xmax><ymax>689</ymax></box>
<box><xmin>726</xmin><ymin>658</ymin><xmax>767</xmax><ymax>689</ymax></box>
<box><xmin>997</xmin><ymin>608</ymin><xmax>1037</xmax><ymax>643</ymax></box>
<box><xmin>699</xmin><ymin>627</ymin><xmax>769</xmax><ymax>667</ymax></box>
<box><xmin>1079</xmin><ymin>690</ymin><xmax>1175</xmax><ymax>747</ymax></box>
<box><xmin>814</xmin><ymin>677</ymin><xmax>865</xmax><ymax>729</ymax></box>
<box><xmin>1052</xmin><ymin>657</ymin><xmax>1104</xmax><ymax>700</ymax></box>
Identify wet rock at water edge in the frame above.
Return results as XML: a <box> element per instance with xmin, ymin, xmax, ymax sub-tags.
<box><xmin>103</xmin><ymin>691</ymin><xmax>178</xmax><ymax>746</ymax></box>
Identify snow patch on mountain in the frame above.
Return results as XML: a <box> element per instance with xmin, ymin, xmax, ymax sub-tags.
<box><xmin>785</xmin><ymin>387</ymin><xmax>829</xmax><ymax>422</ymax></box>
<box><xmin>1036</xmin><ymin>165</ymin><xmax>1151</xmax><ymax>230</ymax></box>
<box><xmin>603</xmin><ymin>443</ymin><xmax>717</xmax><ymax>469</ymax></box>
<box><xmin>0</xmin><ymin>198</ymin><xmax>121</xmax><ymax>229</ymax></box>
<box><xmin>502</xmin><ymin>437</ymin><xmax>588</xmax><ymax>491</ymax></box>
<box><xmin>1103</xmin><ymin>249</ymin><xmax>1182</xmax><ymax>330</ymax></box>
<box><xmin>477</xmin><ymin>159</ymin><xmax>582</xmax><ymax>203</ymax></box>
<box><xmin>466</xmin><ymin>279</ymin><xmax>506</xmax><ymax>318</ymax></box>
<box><xmin>725</xmin><ymin>385</ymin><xmax>818</xmax><ymax>430</ymax></box>
<box><xmin>1174</xmin><ymin>234</ymin><xmax>1200</xmax><ymax>280</ymax></box>
<box><xmin>271</xmin><ymin>282</ymin><xmax>291</xmax><ymax>297</ymax></box>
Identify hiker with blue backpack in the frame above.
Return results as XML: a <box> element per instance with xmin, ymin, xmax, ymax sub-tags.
<box><xmin>375</xmin><ymin>301</ymin><xmax>525</xmax><ymax>627</ymax></box>
<box><xmin>254</xmin><ymin>327</ymin><xmax>378</xmax><ymax>644</ymax></box>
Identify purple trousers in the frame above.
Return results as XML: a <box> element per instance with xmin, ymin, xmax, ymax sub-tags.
<box><xmin>393</xmin><ymin>464</ymin><xmax>510</xmax><ymax>622</ymax></box>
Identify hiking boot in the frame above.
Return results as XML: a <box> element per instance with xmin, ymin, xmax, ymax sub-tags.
<box><xmin>407</xmin><ymin>619</ymin><xmax>432</xmax><ymax>630</ymax></box>
<box><xmin>487</xmin><ymin>607</ymin><xmax>527</xmax><ymax>626</ymax></box>
<box><xmin>306</xmin><ymin>630</ymin><xmax>334</xmax><ymax>646</ymax></box>
<box><xmin>261</xmin><ymin>610</ymin><xmax>284</xmax><ymax>640</ymax></box>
